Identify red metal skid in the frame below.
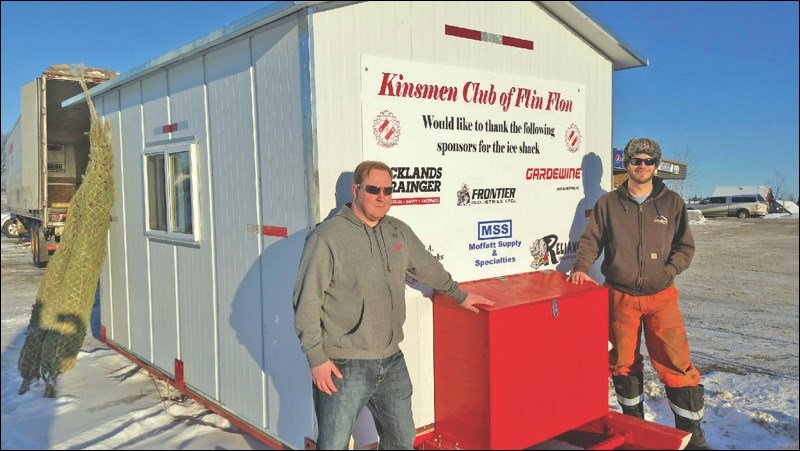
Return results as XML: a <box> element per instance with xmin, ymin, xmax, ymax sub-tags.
<box><xmin>418</xmin><ymin>411</ymin><xmax>689</xmax><ymax>450</ymax></box>
<box><xmin>559</xmin><ymin>411</ymin><xmax>690</xmax><ymax>450</ymax></box>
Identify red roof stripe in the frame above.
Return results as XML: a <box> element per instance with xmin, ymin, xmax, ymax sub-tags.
<box><xmin>446</xmin><ymin>24</ymin><xmax>533</xmax><ymax>51</ymax></box>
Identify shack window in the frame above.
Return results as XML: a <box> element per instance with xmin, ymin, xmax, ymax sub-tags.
<box><xmin>144</xmin><ymin>142</ymin><xmax>199</xmax><ymax>241</ymax></box>
<box><xmin>146</xmin><ymin>154</ymin><xmax>167</xmax><ymax>230</ymax></box>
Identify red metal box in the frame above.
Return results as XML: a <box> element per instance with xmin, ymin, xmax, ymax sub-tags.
<box><xmin>430</xmin><ymin>271</ymin><xmax>608</xmax><ymax>450</ymax></box>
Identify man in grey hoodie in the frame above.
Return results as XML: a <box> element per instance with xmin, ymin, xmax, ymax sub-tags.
<box><xmin>294</xmin><ymin>160</ymin><xmax>494</xmax><ymax>449</ymax></box>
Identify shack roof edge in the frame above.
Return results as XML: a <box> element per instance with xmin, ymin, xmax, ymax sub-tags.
<box><xmin>539</xmin><ymin>1</ymin><xmax>648</xmax><ymax>71</ymax></box>
<box><xmin>63</xmin><ymin>1</ymin><xmax>647</xmax><ymax>108</ymax></box>
<box><xmin>62</xmin><ymin>1</ymin><xmax>327</xmax><ymax>107</ymax></box>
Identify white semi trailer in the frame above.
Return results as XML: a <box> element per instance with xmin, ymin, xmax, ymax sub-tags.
<box><xmin>5</xmin><ymin>65</ymin><xmax>116</xmax><ymax>266</ymax></box>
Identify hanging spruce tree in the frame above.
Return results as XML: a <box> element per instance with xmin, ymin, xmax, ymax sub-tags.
<box><xmin>18</xmin><ymin>66</ymin><xmax>114</xmax><ymax>397</ymax></box>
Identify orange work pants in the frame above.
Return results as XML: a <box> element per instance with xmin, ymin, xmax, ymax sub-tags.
<box><xmin>608</xmin><ymin>284</ymin><xmax>700</xmax><ymax>388</ymax></box>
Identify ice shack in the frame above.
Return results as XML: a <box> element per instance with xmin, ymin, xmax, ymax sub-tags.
<box><xmin>65</xmin><ymin>2</ymin><xmax>647</xmax><ymax>448</ymax></box>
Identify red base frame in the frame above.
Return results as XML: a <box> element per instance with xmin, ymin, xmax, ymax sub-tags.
<box><xmin>417</xmin><ymin>411</ymin><xmax>689</xmax><ymax>450</ymax></box>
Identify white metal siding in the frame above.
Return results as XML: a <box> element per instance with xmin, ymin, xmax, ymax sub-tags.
<box><xmin>149</xmin><ymin>244</ymin><xmax>178</xmax><ymax>373</ymax></box>
<box><xmin>102</xmin><ymin>91</ymin><xmax>131</xmax><ymax>350</ymax></box>
<box><xmin>311</xmin><ymin>2</ymin><xmax>414</xmax><ymax>220</ymax></box>
<box><xmin>205</xmin><ymin>38</ymin><xmax>265</xmax><ymax>427</ymax></box>
<box><xmin>252</xmin><ymin>18</ymin><xmax>314</xmax><ymax>443</ymax></box>
<box><xmin>142</xmin><ymin>72</ymin><xmax>180</xmax><ymax>375</ymax></box>
<box><xmin>98</xmin><ymin>14</ymin><xmax>314</xmax><ymax>446</ymax></box>
<box><xmin>168</xmin><ymin>58</ymin><xmax>218</xmax><ymax>399</ymax></box>
<box><xmin>119</xmin><ymin>82</ymin><xmax>151</xmax><ymax>359</ymax></box>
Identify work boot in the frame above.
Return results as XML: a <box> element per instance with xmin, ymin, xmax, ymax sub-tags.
<box><xmin>666</xmin><ymin>385</ymin><xmax>713</xmax><ymax>450</ymax></box>
<box><xmin>612</xmin><ymin>374</ymin><xmax>644</xmax><ymax>419</ymax></box>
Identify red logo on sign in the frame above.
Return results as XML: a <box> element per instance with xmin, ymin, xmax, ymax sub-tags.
<box><xmin>373</xmin><ymin>111</ymin><xmax>401</xmax><ymax>148</ymax></box>
<box><xmin>564</xmin><ymin>124</ymin><xmax>581</xmax><ymax>153</ymax></box>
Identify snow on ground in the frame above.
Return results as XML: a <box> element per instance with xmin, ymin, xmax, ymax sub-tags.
<box><xmin>2</xmin><ymin>216</ymin><xmax>798</xmax><ymax>450</ymax></box>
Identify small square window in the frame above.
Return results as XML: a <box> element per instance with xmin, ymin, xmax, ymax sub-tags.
<box><xmin>144</xmin><ymin>142</ymin><xmax>198</xmax><ymax>241</ymax></box>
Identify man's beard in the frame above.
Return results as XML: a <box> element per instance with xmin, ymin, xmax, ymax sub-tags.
<box><xmin>629</xmin><ymin>169</ymin><xmax>654</xmax><ymax>184</ymax></box>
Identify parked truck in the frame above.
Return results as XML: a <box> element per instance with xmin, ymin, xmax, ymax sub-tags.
<box><xmin>5</xmin><ymin>65</ymin><xmax>117</xmax><ymax>266</ymax></box>
<box><xmin>687</xmin><ymin>194</ymin><xmax>768</xmax><ymax>218</ymax></box>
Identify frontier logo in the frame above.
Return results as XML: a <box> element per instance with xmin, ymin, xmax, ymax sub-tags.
<box><xmin>456</xmin><ymin>183</ymin><xmax>517</xmax><ymax>206</ymax></box>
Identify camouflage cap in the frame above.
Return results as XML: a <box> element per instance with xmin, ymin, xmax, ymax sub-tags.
<box><xmin>623</xmin><ymin>137</ymin><xmax>662</xmax><ymax>165</ymax></box>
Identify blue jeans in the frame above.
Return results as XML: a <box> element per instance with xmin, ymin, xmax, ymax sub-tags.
<box><xmin>314</xmin><ymin>351</ymin><xmax>415</xmax><ymax>450</ymax></box>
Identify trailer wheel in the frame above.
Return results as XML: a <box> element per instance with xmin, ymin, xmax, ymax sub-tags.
<box><xmin>31</xmin><ymin>224</ymin><xmax>50</xmax><ymax>268</ymax></box>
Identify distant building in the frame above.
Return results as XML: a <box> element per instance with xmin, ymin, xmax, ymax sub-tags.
<box><xmin>777</xmin><ymin>199</ymin><xmax>799</xmax><ymax>215</ymax></box>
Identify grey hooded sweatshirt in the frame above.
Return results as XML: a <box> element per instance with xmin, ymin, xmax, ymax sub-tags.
<box><xmin>293</xmin><ymin>204</ymin><xmax>467</xmax><ymax>368</ymax></box>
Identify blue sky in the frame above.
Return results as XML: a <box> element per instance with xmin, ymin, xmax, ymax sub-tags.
<box><xmin>574</xmin><ymin>1</ymin><xmax>799</xmax><ymax>199</ymax></box>
<box><xmin>2</xmin><ymin>1</ymin><xmax>798</xmax><ymax>199</ymax></box>
<box><xmin>1</xmin><ymin>1</ymin><xmax>267</xmax><ymax>131</ymax></box>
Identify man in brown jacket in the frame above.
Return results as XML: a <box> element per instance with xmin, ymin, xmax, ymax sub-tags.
<box><xmin>567</xmin><ymin>137</ymin><xmax>711</xmax><ymax>450</ymax></box>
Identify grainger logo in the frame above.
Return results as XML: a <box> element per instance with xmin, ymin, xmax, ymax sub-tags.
<box><xmin>391</xmin><ymin>166</ymin><xmax>442</xmax><ymax>206</ymax></box>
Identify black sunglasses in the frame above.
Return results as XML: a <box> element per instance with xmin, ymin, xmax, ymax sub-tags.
<box><xmin>629</xmin><ymin>157</ymin><xmax>656</xmax><ymax>166</ymax></box>
<box><xmin>358</xmin><ymin>184</ymin><xmax>393</xmax><ymax>196</ymax></box>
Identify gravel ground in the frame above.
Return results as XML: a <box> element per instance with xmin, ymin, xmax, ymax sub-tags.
<box><xmin>666</xmin><ymin>216</ymin><xmax>799</xmax><ymax>379</ymax></box>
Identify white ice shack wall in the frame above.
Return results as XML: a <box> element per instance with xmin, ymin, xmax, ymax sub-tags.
<box><xmin>89</xmin><ymin>2</ymin><xmax>636</xmax><ymax>449</ymax></box>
